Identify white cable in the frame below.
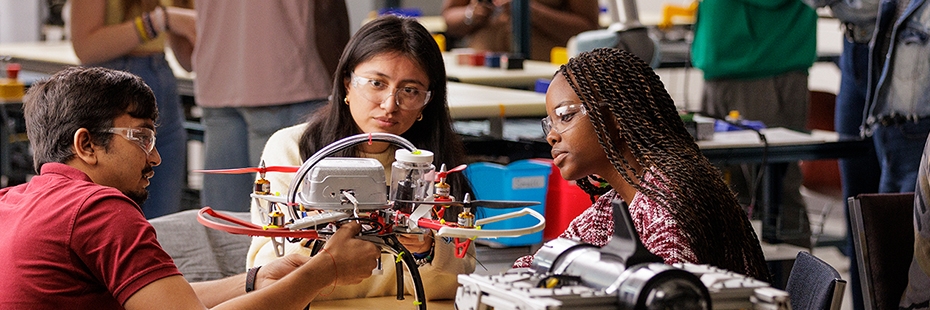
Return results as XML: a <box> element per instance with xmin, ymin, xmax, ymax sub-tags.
<box><xmin>342</xmin><ymin>190</ymin><xmax>360</xmax><ymax>218</ymax></box>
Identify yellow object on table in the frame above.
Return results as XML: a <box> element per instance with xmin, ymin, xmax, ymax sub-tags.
<box><xmin>550</xmin><ymin>47</ymin><xmax>568</xmax><ymax>65</ymax></box>
<box><xmin>658</xmin><ymin>1</ymin><xmax>698</xmax><ymax>30</ymax></box>
<box><xmin>433</xmin><ymin>34</ymin><xmax>446</xmax><ymax>52</ymax></box>
<box><xmin>0</xmin><ymin>63</ymin><xmax>24</xmax><ymax>101</ymax></box>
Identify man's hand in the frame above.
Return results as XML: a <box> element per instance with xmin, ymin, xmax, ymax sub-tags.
<box><xmin>252</xmin><ymin>253</ymin><xmax>309</xmax><ymax>291</ymax></box>
<box><xmin>253</xmin><ymin>222</ymin><xmax>380</xmax><ymax>290</ymax></box>
<box><xmin>321</xmin><ymin>222</ymin><xmax>381</xmax><ymax>285</ymax></box>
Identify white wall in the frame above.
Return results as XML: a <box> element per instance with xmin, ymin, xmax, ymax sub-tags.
<box><xmin>0</xmin><ymin>0</ymin><xmax>41</xmax><ymax>43</ymax></box>
<box><xmin>346</xmin><ymin>1</ymin><xmax>378</xmax><ymax>35</ymax></box>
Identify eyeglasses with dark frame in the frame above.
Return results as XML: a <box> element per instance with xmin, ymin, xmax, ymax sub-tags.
<box><xmin>350</xmin><ymin>74</ymin><xmax>431</xmax><ymax>111</ymax></box>
<box><xmin>541</xmin><ymin>104</ymin><xmax>587</xmax><ymax>135</ymax></box>
<box><xmin>104</xmin><ymin>127</ymin><xmax>156</xmax><ymax>154</ymax></box>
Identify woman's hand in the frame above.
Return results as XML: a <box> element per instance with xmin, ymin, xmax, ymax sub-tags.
<box><xmin>396</xmin><ymin>230</ymin><xmax>434</xmax><ymax>254</ymax></box>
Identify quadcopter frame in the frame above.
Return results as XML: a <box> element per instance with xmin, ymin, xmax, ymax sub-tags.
<box><xmin>196</xmin><ymin>133</ymin><xmax>546</xmax><ymax>309</ymax></box>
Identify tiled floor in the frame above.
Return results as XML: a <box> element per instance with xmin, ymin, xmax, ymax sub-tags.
<box><xmin>471</xmin><ymin>186</ymin><xmax>854</xmax><ymax>309</ymax></box>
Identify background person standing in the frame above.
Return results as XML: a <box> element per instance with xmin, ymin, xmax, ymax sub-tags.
<box><xmin>192</xmin><ymin>1</ymin><xmax>349</xmax><ymax>211</ymax></box>
<box><xmin>692</xmin><ymin>0</ymin><xmax>818</xmax><ymax>248</ymax></box>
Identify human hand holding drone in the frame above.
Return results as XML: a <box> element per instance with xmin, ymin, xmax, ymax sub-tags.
<box><xmin>249</xmin><ymin>222</ymin><xmax>380</xmax><ymax>291</ymax></box>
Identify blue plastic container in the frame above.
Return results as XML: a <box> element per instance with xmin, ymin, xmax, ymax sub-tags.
<box><xmin>484</xmin><ymin>53</ymin><xmax>502</xmax><ymax>68</ymax></box>
<box><xmin>463</xmin><ymin>159</ymin><xmax>551</xmax><ymax>247</ymax></box>
<box><xmin>534</xmin><ymin>78</ymin><xmax>551</xmax><ymax>94</ymax></box>
<box><xmin>714</xmin><ymin>119</ymin><xmax>766</xmax><ymax>132</ymax></box>
<box><xmin>378</xmin><ymin>7</ymin><xmax>422</xmax><ymax>17</ymax></box>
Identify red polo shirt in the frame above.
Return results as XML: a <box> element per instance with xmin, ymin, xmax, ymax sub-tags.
<box><xmin>0</xmin><ymin>163</ymin><xmax>180</xmax><ymax>309</ymax></box>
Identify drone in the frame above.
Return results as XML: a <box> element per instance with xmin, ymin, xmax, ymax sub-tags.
<box><xmin>195</xmin><ymin>133</ymin><xmax>546</xmax><ymax>310</ymax></box>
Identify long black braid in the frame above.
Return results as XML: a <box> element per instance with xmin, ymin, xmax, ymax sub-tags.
<box><xmin>562</xmin><ymin>48</ymin><xmax>769</xmax><ymax>281</ymax></box>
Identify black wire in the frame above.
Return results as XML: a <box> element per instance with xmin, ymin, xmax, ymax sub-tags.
<box><xmin>715</xmin><ymin>118</ymin><xmax>769</xmax><ymax>219</ymax></box>
<box><xmin>674</xmin><ymin>24</ymin><xmax>770</xmax><ymax>219</ymax></box>
<box><xmin>335</xmin><ymin>217</ymin><xmax>384</xmax><ymax>235</ymax></box>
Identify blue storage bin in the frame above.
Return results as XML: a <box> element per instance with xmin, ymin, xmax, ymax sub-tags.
<box><xmin>463</xmin><ymin>159</ymin><xmax>551</xmax><ymax>247</ymax></box>
<box><xmin>534</xmin><ymin>78</ymin><xmax>551</xmax><ymax>93</ymax></box>
<box><xmin>378</xmin><ymin>7</ymin><xmax>422</xmax><ymax>17</ymax></box>
<box><xmin>714</xmin><ymin>119</ymin><xmax>766</xmax><ymax>132</ymax></box>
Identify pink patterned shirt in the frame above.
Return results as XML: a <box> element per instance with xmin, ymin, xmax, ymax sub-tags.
<box><xmin>513</xmin><ymin>171</ymin><xmax>697</xmax><ymax>268</ymax></box>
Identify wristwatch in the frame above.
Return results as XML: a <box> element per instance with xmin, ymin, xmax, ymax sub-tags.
<box><xmin>412</xmin><ymin>247</ymin><xmax>434</xmax><ymax>267</ymax></box>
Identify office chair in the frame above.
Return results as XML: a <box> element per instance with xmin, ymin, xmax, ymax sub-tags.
<box><xmin>848</xmin><ymin>193</ymin><xmax>915</xmax><ymax>310</ymax></box>
<box><xmin>785</xmin><ymin>251</ymin><xmax>846</xmax><ymax>310</ymax></box>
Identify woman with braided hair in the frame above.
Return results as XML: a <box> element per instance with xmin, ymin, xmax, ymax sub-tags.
<box><xmin>513</xmin><ymin>48</ymin><xmax>769</xmax><ymax>281</ymax></box>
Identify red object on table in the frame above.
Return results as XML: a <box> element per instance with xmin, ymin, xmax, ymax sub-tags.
<box><xmin>531</xmin><ymin>159</ymin><xmax>592</xmax><ymax>241</ymax></box>
<box><xmin>6</xmin><ymin>63</ymin><xmax>20</xmax><ymax>80</ymax></box>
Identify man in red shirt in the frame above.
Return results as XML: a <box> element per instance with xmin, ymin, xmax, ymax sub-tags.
<box><xmin>0</xmin><ymin>67</ymin><xmax>380</xmax><ymax>309</ymax></box>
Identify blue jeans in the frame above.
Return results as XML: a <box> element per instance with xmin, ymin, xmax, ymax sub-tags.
<box><xmin>94</xmin><ymin>54</ymin><xmax>187</xmax><ymax>219</ymax></box>
<box><xmin>835</xmin><ymin>39</ymin><xmax>880</xmax><ymax>310</ymax></box>
<box><xmin>872</xmin><ymin>117</ymin><xmax>930</xmax><ymax>193</ymax></box>
<box><xmin>200</xmin><ymin>100</ymin><xmax>325</xmax><ymax>212</ymax></box>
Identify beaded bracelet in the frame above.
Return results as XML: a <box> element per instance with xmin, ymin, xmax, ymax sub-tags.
<box><xmin>142</xmin><ymin>12</ymin><xmax>157</xmax><ymax>40</ymax></box>
<box><xmin>133</xmin><ymin>17</ymin><xmax>151</xmax><ymax>42</ymax></box>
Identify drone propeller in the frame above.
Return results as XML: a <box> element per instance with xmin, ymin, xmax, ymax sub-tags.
<box><xmin>193</xmin><ymin>166</ymin><xmax>299</xmax><ymax>174</ymax></box>
<box><xmin>394</xmin><ymin>199</ymin><xmax>539</xmax><ymax>209</ymax></box>
<box><xmin>439</xmin><ymin>164</ymin><xmax>467</xmax><ymax>177</ymax></box>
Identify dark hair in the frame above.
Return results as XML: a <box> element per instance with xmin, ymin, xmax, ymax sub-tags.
<box><xmin>298</xmin><ymin>15</ymin><xmax>470</xmax><ymax>198</ymax></box>
<box><xmin>24</xmin><ymin>66</ymin><xmax>158</xmax><ymax>171</ymax></box>
<box><xmin>562</xmin><ymin>48</ymin><xmax>769</xmax><ymax>280</ymax></box>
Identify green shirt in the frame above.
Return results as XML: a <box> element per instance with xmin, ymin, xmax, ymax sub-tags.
<box><xmin>691</xmin><ymin>0</ymin><xmax>818</xmax><ymax>80</ymax></box>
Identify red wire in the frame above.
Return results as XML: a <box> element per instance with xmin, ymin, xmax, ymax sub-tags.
<box><xmin>197</xmin><ymin>207</ymin><xmax>320</xmax><ymax>238</ymax></box>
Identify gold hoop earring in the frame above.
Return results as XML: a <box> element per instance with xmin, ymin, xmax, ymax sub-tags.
<box><xmin>344</xmin><ymin>97</ymin><xmax>349</xmax><ymax>105</ymax></box>
<box><xmin>417</xmin><ymin>114</ymin><xmax>423</xmax><ymax>121</ymax></box>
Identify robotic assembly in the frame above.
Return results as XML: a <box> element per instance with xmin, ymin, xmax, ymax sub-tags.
<box><xmin>454</xmin><ymin>200</ymin><xmax>791</xmax><ymax>310</ymax></box>
<box><xmin>196</xmin><ymin>133</ymin><xmax>791</xmax><ymax>309</ymax></box>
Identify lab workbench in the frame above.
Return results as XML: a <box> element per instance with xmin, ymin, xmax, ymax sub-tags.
<box><xmin>0</xmin><ymin>41</ymin><xmax>196</xmax><ymax>96</ymax></box>
<box><xmin>0</xmin><ymin>41</ymin><xmax>547</xmax><ymax>139</ymax></box>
